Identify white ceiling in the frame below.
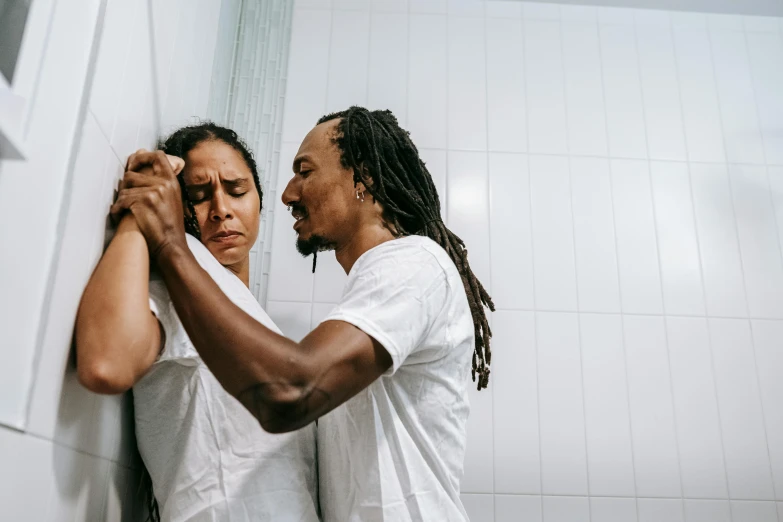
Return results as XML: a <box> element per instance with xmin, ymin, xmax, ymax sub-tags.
<box><xmin>501</xmin><ymin>0</ymin><xmax>783</xmax><ymax>16</ymax></box>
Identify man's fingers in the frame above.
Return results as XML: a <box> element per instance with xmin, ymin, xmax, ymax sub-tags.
<box><xmin>127</xmin><ymin>150</ymin><xmax>183</xmax><ymax>179</ymax></box>
<box><xmin>121</xmin><ymin>170</ymin><xmax>160</xmax><ymax>189</ymax></box>
<box><xmin>127</xmin><ymin>150</ymin><xmax>174</xmax><ymax>178</ymax></box>
<box><xmin>110</xmin><ymin>186</ymin><xmax>164</xmax><ymax>216</ymax></box>
<box><xmin>167</xmin><ymin>155</ymin><xmax>185</xmax><ymax>175</ymax></box>
<box><xmin>127</xmin><ymin>150</ymin><xmax>158</xmax><ymax>172</ymax></box>
<box><xmin>151</xmin><ymin>150</ymin><xmax>177</xmax><ymax>179</ymax></box>
<box><xmin>110</xmin><ymin>191</ymin><xmax>139</xmax><ymax>218</ymax></box>
<box><xmin>126</xmin><ymin>149</ymin><xmax>151</xmax><ymax>170</ymax></box>
<box><xmin>110</xmin><ymin>194</ymin><xmax>133</xmax><ymax>224</ymax></box>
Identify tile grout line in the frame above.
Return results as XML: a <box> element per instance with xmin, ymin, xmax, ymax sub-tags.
<box><xmin>555</xmin><ymin>4</ymin><xmax>595</xmax><ymax>517</ymax></box>
<box><xmin>519</xmin><ymin>11</ymin><xmax>545</xmax><ymax>517</ymax></box>
<box><xmin>666</xmin><ymin>8</ymin><xmax>707</xmax><ymax>519</ymax></box>
<box><xmin>604</xmin><ymin>11</ymin><xmax>643</xmax><ymax>521</ymax></box>
<box><xmin>629</xmin><ymin>10</ymin><xmax>692</xmax><ymax>521</ymax></box>
<box><xmin>479</xmin><ymin>1</ymin><xmax>497</xmax><ymax>503</ymax></box>
<box><xmin>279</xmin><ymin>138</ymin><xmax>783</xmax><ymax>169</ymax></box>
<box><xmin>706</xmin><ymin>22</ymin><xmax>760</xmax><ymax>518</ymax></box>
<box><xmin>741</xmin><ymin>20</ymin><xmax>783</xmax><ymax>521</ymax></box>
<box><xmin>265</xmin><ymin>297</ymin><xmax>783</xmax><ymax>321</ymax></box>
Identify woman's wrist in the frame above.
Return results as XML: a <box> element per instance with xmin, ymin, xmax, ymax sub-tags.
<box><xmin>116</xmin><ymin>214</ymin><xmax>141</xmax><ymax>234</ymax></box>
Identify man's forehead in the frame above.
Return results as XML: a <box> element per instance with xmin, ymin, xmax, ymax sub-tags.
<box><xmin>294</xmin><ymin>119</ymin><xmax>340</xmax><ymax>166</ymax></box>
<box><xmin>303</xmin><ymin>119</ymin><xmax>339</xmax><ymax>148</ymax></box>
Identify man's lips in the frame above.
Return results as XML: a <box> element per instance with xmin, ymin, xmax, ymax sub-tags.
<box><xmin>291</xmin><ymin>208</ymin><xmax>307</xmax><ymax>231</ymax></box>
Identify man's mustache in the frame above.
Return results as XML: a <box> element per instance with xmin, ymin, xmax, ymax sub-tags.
<box><xmin>289</xmin><ymin>203</ymin><xmax>307</xmax><ymax>217</ymax></box>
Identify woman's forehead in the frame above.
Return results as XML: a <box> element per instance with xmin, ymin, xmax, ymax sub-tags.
<box><xmin>184</xmin><ymin>142</ymin><xmax>251</xmax><ymax>184</ymax></box>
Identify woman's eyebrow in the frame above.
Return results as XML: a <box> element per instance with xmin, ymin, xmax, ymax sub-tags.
<box><xmin>222</xmin><ymin>178</ymin><xmax>250</xmax><ymax>188</ymax></box>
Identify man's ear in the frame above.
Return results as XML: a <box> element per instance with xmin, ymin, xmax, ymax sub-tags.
<box><xmin>355</xmin><ymin>164</ymin><xmax>374</xmax><ymax>190</ymax></box>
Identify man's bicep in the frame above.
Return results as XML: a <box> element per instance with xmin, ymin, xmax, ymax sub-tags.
<box><xmin>300</xmin><ymin>320</ymin><xmax>393</xmax><ymax>415</ymax></box>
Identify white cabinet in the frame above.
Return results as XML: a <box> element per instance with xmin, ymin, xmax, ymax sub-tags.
<box><xmin>0</xmin><ymin>0</ymin><xmax>57</xmax><ymax>160</ymax></box>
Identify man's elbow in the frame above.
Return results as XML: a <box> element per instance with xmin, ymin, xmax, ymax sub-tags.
<box><xmin>77</xmin><ymin>359</ymin><xmax>134</xmax><ymax>395</ymax></box>
<box><xmin>237</xmin><ymin>383</ymin><xmax>312</xmax><ymax>434</ymax></box>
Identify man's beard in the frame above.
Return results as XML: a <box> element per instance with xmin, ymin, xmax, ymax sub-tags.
<box><xmin>296</xmin><ymin>234</ymin><xmax>335</xmax><ymax>256</ymax></box>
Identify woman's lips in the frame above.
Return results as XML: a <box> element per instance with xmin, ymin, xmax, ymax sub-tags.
<box><xmin>211</xmin><ymin>231</ymin><xmax>242</xmax><ymax>243</ymax></box>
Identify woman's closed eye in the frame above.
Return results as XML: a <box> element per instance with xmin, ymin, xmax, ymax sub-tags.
<box><xmin>188</xmin><ymin>190</ymin><xmax>209</xmax><ymax>203</ymax></box>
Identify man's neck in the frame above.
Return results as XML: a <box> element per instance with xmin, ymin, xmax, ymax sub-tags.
<box><xmin>335</xmin><ymin>225</ymin><xmax>396</xmax><ymax>274</ymax></box>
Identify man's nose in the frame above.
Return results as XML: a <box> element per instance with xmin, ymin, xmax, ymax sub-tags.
<box><xmin>281</xmin><ymin>175</ymin><xmax>300</xmax><ymax>207</ymax></box>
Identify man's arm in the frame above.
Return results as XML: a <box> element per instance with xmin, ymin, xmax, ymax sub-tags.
<box><xmin>111</xmin><ymin>150</ymin><xmax>392</xmax><ymax>432</ymax></box>
<box><xmin>156</xmin><ymin>244</ymin><xmax>392</xmax><ymax>433</ymax></box>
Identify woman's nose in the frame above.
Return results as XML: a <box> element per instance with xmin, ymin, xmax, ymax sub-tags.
<box><xmin>210</xmin><ymin>192</ymin><xmax>232</xmax><ymax>221</ymax></box>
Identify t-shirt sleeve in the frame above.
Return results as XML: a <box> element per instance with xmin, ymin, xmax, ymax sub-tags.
<box><xmin>148</xmin><ymin>276</ymin><xmax>199</xmax><ymax>365</ymax></box>
<box><xmin>324</xmin><ymin>249</ymin><xmax>449</xmax><ymax>374</ymax></box>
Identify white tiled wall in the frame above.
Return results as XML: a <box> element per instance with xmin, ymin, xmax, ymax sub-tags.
<box><xmin>0</xmin><ymin>0</ymin><xmax>236</xmax><ymax>518</ymax></box>
<box><xmin>272</xmin><ymin>1</ymin><xmax>783</xmax><ymax>520</ymax></box>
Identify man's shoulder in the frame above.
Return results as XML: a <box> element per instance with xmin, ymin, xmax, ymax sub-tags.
<box><xmin>359</xmin><ymin>235</ymin><xmax>456</xmax><ymax>278</ymax></box>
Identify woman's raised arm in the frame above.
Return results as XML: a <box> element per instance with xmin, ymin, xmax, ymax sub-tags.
<box><xmin>75</xmin><ymin>214</ymin><xmax>163</xmax><ymax>394</ymax></box>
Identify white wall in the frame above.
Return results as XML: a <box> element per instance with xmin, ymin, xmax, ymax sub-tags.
<box><xmin>0</xmin><ymin>0</ymin><xmax>237</xmax><ymax>518</ymax></box>
<box><xmin>271</xmin><ymin>1</ymin><xmax>783</xmax><ymax>521</ymax></box>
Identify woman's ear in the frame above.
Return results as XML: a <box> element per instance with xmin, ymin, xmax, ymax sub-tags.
<box><xmin>166</xmin><ymin>154</ymin><xmax>185</xmax><ymax>176</ymax></box>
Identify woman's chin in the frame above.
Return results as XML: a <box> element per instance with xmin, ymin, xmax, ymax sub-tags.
<box><xmin>208</xmin><ymin>244</ymin><xmax>249</xmax><ymax>268</ymax></box>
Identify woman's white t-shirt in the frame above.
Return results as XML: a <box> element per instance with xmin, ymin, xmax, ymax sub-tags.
<box><xmin>318</xmin><ymin>235</ymin><xmax>474</xmax><ymax>522</ymax></box>
<box><xmin>134</xmin><ymin>235</ymin><xmax>319</xmax><ymax>522</ymax></box>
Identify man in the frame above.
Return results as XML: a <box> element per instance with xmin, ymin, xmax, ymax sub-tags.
<box><xmin>113</xmin><ymin>107</ymin><xmax>495</xmax><ymax>521</ymax></box>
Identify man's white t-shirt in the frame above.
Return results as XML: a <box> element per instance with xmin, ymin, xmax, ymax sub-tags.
<box><xmin>133</xmin><ymin>235</ymin><xmax>320</xmax><ymax>522</ymax></box>
<box><xmin>319</xmin><ymin>235</ymin><xmax>474</xmax><ymax>522</ymax></box>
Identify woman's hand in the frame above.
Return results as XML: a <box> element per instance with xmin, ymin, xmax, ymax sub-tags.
<box><xmin>111</xmin><ymin>150</ymin><xmax>188</xmax><ymax>260</ymax></box>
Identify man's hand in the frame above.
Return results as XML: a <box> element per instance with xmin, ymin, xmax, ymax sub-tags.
<box><xmin>111</xmin><ymin>150</ymin><xmax>188</xmax><ymax>260</ymax></box>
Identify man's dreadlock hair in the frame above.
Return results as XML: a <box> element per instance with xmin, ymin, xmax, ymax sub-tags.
<box><xmin>317</xmin><ymin>107</ymin><xmax>495</xmax><ymax>390</ymax></box>
<box><xmin>157</xmin><ymin>121</ymin><xmax>263</xmax><ymax>239</ymax></box>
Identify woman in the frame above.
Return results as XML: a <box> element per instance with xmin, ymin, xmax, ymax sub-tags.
<box><xmin>75</xmin><ymin>123</ymin><xmax>319</xmax><ymax>522</ymax></box>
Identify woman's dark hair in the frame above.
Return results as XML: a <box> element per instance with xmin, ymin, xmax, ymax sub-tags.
<box><xmin>157</xmin><ymin>121</ymin><xmax>263</xmax><ymax>239</ymax></box>
<box><xmin>139</xmin><ymin>469</ymin><xmax>160</xmax><ymax>522</ymax></box>
<box><xmin>317</xmin><ymin>107</ymin><xmax>495</xmax><ymax>391</ymax></box>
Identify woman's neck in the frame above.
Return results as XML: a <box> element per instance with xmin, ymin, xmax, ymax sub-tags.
<box><xmin>225</xmin><ymin>257</ymin><xmax>250</xmax><ymax>287</ymax></box>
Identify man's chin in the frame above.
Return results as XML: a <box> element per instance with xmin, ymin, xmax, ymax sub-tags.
<box><xmin>296</xmin><ymin>234</ymin><xmax>334</xmax><ymax>256</ymax></box>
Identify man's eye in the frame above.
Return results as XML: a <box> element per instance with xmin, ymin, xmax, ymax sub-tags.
<box><xmin>189</xmin><ymin>192</ymin><xmax>207</xmax><ymax>203</ymax></box>
<box><xmin>300</xmin><ymin>170</ymin><xmax>312</xmax><ymax>178</ymax></box>
<box><xmin>230</xmin><ymin>191</ymin><xmax>248</xmax><ymax>199</ymax></box>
